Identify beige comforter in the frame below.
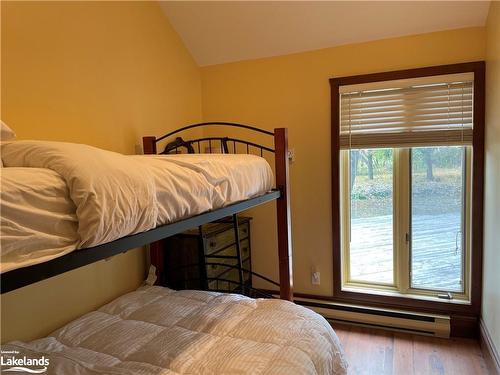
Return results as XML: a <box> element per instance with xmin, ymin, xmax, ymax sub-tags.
<box><xmin>1</xmin><ymin>286</ymin><xmax>348</xmax><ymax>374</ymax></box>
<box><xmin>1</xmin><ymin>141</ymin><xmax>273</xmax><ymax>272</ymax></box>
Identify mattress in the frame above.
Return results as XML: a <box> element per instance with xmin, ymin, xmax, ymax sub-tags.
<box><xmin>1</xmin><ymin>167</ymin><xmax>78</xmax><ymax>272</ymax></box>
<box><xmin>1</xmin><ymin>141</ymin><xmax>273</xmax><ymax>273</ymax></box>
<box><xmin>0</xmin><ymin>286</ymin><xmax>348</xmax><ymax>374</ymax></box>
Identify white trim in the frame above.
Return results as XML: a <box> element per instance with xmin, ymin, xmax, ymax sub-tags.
<box><xmin>262</xmin><ymin>292</ymin><xmax>451</xmax><ymax>338</ymax></box>
<box><xmin>480</xmin><ymin>319</ymin><xmax>500</xmax><ymax>375</ymax></box>
<box><xmin>295</xmin><ymin>296</ymin><xmax>450</xmax><ymax>338</ymax></box>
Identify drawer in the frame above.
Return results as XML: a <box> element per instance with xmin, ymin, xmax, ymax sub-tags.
<box><xmin>205</xmin><ymin>223</ymin><xmax>249</xmax><ymax>255</ymax></box>
<box><xmin>210</xmin><ymin>239</ymin><xmax>250</xmax><ymax>258</ymax></box>
<box><xmin>225</xmin><ymin>265</ymin><xmax>252</xmax><ymax>290</ymax></box>
<box><xmin>205</xmin><ymin>257</ymin><xmax>237</xmax><ymax>278</ymax></box>
<box><xmin>205</xmin><ymin>238</ymin><xmax>250</xmax><ymax>278</ymax></box>
<box><xmin>225</xmin><ymin>267</ymin><xmax>240</xmax><ymax>283</ymax></box>
<box><xmin>208</xmin><ymin>279</ymin><xmax>237</xmax><ymax>292</ymax></box>
<box><xmin>218</xmin><ymin>262</ymin><xmax>251</xmax><ymax>285</ymax></box>
<box><xmin>208</xmin><ymin>262</ymin><xmax>251</xmax><ymax>292</ymax></box>
<box><xmin>207</xmin><ymin>268</ymin><xmax>238</xmax><ymax>291</ymax></box>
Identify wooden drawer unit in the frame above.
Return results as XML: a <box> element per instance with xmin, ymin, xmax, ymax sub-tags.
<box><xmin>205</xmin><ymin>224</ymin><xmax>250</xmax><ymax>255</ymax></box>
<box><xmin>208</xmin><ymin>258</ymin><xmax>251</xmax><ymax>292</ymax></box>
<box><xmin>205</xmin><ymin>256</ymin><xmax>238</xmax><ymax>278</ymax></box>
<box><xmin>162</xmin><ymin>216</ymin><xmax>252</xmax><ymax>293</ymax></box>
<box><xmin>207</xmin><ymin>238</ymin><xmax>250</xmax><ymax>259</ymax></box>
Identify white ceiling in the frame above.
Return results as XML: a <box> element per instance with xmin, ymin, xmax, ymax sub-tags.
<box><xmin>160</xmin><ymin>1</ymin><xmax>490</xmax><ymax>67</ymax></box>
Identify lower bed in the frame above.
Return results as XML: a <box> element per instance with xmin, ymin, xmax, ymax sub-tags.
<box><xmin>1</xmin><ymin>286</ymin><xmax>348</xmax><ymax>374</ymax></box>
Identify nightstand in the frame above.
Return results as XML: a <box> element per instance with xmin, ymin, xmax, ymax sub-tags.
<box><xmin>162</xmin><ymin>216</ymin><xmax>252</xmax><ymax>293</ymax></box>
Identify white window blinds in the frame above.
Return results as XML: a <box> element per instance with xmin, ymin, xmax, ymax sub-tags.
<box><xmin>339</xmin><ymin>73</ymin><xmax>474</xmax><ymax>149</ymax></box>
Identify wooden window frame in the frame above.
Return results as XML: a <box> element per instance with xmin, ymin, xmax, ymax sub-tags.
<box><xmin>329</xmin><ymin>62</ymin><xmax>485</xmax><ymax>336</ymax></box>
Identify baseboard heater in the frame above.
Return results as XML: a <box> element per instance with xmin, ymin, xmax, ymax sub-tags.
<box><xmin>294</xmin><ymin>297</ymin><xmax>450</xmax><ymax>338</ymax></box>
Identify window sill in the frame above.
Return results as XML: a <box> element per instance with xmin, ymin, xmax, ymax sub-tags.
<box><xmin>341</xmin><ymin>285</ymin><xmax>471</xmax><ymax>305</ymax></box>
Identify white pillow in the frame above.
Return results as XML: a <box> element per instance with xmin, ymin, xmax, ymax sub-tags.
<box><xmin>1</xmin><ymin>121</ymin><xmax>16</xmax><ymax>141</ymax></box>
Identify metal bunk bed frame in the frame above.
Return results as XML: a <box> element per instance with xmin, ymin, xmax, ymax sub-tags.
<box><xmin>1</xmin><ymin>122</ymin><xmax>293</xmax><ymax>301</ymax></box>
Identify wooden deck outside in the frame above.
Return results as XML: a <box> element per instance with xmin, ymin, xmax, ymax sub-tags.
<box><xmin>350</xmin><ymin>213</ymin><xmax>463</xmax><ymax>291</ymax></box>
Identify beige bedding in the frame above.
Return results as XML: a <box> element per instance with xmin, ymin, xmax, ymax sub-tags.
<box><xmin>1</xmin><ymin>286</ymin><xmax>348</xmax><ymax>374</ymax></box>
<box><xmin>1</xmin><ymin>141</ymin><xmax>273</xmax><ymax>272</ymax></box>
<box><xmin>1</xmin><ymin>167</ymin><xmax>78</xmax><ymax>272</ymax></box>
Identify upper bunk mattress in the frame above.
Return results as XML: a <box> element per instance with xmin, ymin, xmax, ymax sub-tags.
<box><xmin>1</xmin><ymin>286</ymin><xmax>348</xmax><ymax>374</ymax></box>
<box><xmin>1</xmin><ymin>141</ymin><xmax>273</xmax><ymax>273</ymax></box>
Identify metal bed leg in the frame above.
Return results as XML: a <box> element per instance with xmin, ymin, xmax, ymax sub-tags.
<box><xmin>198</xmin><ymin>225</ymin><xmax>208</xmax><ymax>291</ymax></box>
<box><xmin>232</xmin><ymin>214</ymin><xmax>245</xmax><ymax>295</ymax></box>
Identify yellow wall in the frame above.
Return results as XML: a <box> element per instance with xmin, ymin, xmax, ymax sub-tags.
<box><xmin>1</xmin><ymin>249</ymin><xmax>146</xmax><ymax>343</ymax></box>
<box><xmin>483</xmin><ymin>1</ymin><xmax>500</xmax><ymax>356</ymax></box>
<box><xmin>1</xmin><ymin>1</ymin><xmax>201</xmax><ymax>153</ymax></box>
<box><xmin>201</xmin><ymin>27</ymin><xmax>486</xmax><ymax>296</ymax></box>
<box><xmin>1</xmin><ymin>1</ymin><xmax>201</xmax><ymax>342</ymax></box>
<box><xmin>1</xmin><ymin>1</ymin><xmax>494</xmax><ymax>346</ymax></box>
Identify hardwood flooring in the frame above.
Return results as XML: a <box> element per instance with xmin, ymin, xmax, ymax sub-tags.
<box><xmin>332</xmin><ymin>324</ymin><xmax>490</xmax><ymax>375</ymax></box>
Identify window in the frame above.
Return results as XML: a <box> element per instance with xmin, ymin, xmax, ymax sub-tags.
<box><xmin>346</xmin><ymin>148</ymin><xmax>394</xmax><ymax>285</ymax></box>
<box><xmin>331</xmin><ymin>63</ymin><xmax>485</xmax><ymax>313</ymax></box>
<box><xmin>410</xmin><ymin>146</ymin><xmax>468</xmax><ymax>293</ymax></box>
<box><xmin>341</xmin><ymin>146</ymin><xmax>470</xmax><ymax>299</ymax></box>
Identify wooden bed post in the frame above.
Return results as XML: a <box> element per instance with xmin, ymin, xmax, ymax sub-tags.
<box><xmin>143</xmin><ymin>136</ymin><xmax>157</xmax><ymax>155</ymax></box>
<box><xmin>274</xmin><ymin>128</ymin><xmax>293</xmax><ymax>301</ymax></box>
<box><xmin>143</xmin><ymin>136</ymin><xmax>163</xmax><ymax>285</ymax></box>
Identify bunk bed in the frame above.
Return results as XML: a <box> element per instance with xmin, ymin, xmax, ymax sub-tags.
<box><xmin>141</xmin><ymin>122</ymin><xmax>292</xmax><ymax>299</ymax></box>
<box><xmin>0</xmin><ymin>123</ymin><xmax>348</xmax><ymax>374</ymax></box>
<box><xmin>1</xmin><ymin>123</ymin><xmax>292</xmax><ymax>299</ymax></box>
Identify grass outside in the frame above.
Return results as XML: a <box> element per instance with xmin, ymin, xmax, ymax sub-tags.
<box><xmin>351</xmin><ymin>168</ymin><xmax>463</xmax><ymax>219</ymax></box>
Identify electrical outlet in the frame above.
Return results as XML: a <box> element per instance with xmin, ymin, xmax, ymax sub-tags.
<box><xmin>287</xmin><ymin>148</ymin><xmax>295</xmax><ymax>163</ymax></box>
<box><xmin>312</xmin><ymin>271</ymin><xmax>320</xmax><ymax>285</ymax></box>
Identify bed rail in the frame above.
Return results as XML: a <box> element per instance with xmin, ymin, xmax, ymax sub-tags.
<box><xmin>143</xmin><ymin>122</ymin><xmax>293</xmax><ymax>301</ymax></box>
<box><xmin>1</xmin><ymin>192</ymin><xmax>280</xmax><ymax>294</ymax></box>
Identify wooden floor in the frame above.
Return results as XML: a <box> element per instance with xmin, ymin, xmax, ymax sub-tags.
<box><xmin>332</xmin><ymin>324</ymin><xmax>490</xmax><ymax>375</ymax></box>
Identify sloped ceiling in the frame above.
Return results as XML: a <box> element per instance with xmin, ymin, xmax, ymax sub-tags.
<box><xmin>160</xmin><ymin>1</ymin><xmax>490</xmax><ymax>66</ymax></box>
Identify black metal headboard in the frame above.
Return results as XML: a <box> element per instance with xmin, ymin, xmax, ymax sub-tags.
<box><xmin>144</xmin><ymin>122</ymin><xmax>293</xmax><ymax>301</ymax></box>
<box><xmin>148</xmin><ymin>122</ymin><xmax>275</xmax><ymax>156</ymax></box>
